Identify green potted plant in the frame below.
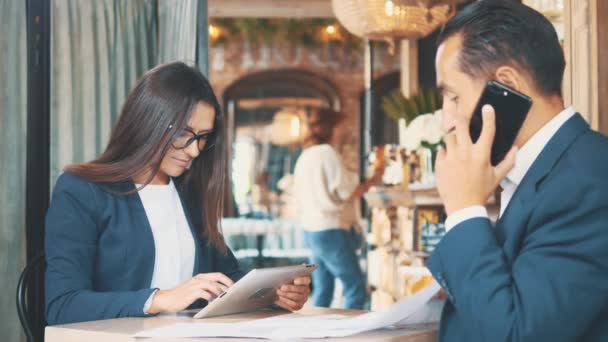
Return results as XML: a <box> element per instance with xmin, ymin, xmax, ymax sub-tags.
<box><xmin>381</xmin><ymin>88</ymin><xmax>444</xmax><ymax>186</ymax></box>
<box><xmin>381</xmin><ymin>88</ymin><xmax>442</xmax><ymax>125</ymax></box>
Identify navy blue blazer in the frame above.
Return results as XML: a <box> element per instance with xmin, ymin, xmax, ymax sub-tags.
<box><xmin>427</xmin><ymin>114</ymin><xmax>608</xmax><ymax>341</ymax></box>
<box><xmin>45</xmin><ymin>173</ymin><xmax>245</xmax><ymax>325</ymax></box>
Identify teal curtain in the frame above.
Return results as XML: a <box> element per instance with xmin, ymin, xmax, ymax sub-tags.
<box><xmin>50</xmin><ymin>0</ymin><xmax>201</xmax><ymax>185</ymax></box>
<box><xmin>158</xmin><ymin>0</ymin><xmax>197</xmax><ymax>64</ymax></box>
<box><xmin>0</xmin><ymin>2</ymin><xmax>201</xmax><ymax>341</ymax></box>
<box><xmin>50</xmin><ymin>0</ymin><xmax>159</xmax><ymax>184</ymax></box>
<box><xmin>0</xmin><ymin>1</ymin><xmax>27</xmax><ymax>341</ymax></box>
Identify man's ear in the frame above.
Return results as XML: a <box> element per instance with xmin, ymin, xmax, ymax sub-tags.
<box><xmin>494</xmin><ymin>66</ymin><xmax>522</xmax><ymax>91</ymax></box>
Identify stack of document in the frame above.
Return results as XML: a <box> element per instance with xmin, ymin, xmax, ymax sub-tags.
<box><xmin>135</xmin><ymin>281</ymin><xmax>442</xmax><ymax>339</ymax></box>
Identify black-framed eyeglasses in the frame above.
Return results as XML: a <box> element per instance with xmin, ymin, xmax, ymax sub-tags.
<box><xmin>170</xmin><ymin>126</ymin><xmax>215</xmax><ymax>151</ymax></box>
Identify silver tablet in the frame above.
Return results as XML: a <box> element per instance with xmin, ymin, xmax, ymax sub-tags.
<box><xmin>193</xmin><ymin>264</ymin><xmax>318</xmax><ymax>319</ymax></box>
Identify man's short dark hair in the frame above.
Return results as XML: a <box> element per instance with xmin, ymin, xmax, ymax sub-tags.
<box><xmin>438</xmin><ymin>0</ymin><xmax>565</xmax><ymax>96</ymax></box>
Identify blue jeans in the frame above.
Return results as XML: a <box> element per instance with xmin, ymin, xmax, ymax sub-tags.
<box><xmin>304</xmin><ymin>229</ymin><xmax>366</xmax><ymax>309</ymax></box>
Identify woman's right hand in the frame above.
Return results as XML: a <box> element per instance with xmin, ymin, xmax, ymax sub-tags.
<box><xmin>147</xmin><ymin>273</ymin><xmax>234</xmax><ymax>314</ymax></box>
<box><xmin>369</xmin><ymin>167</ymin><xmax>384</xmax><ymax>185</ymax></box>
<box><xmin>347</xmin><ymin>167</ymin><xmax>385</xmax><ymax>202</ymax></box>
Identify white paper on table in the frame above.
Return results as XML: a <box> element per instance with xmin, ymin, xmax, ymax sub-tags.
<box><xmin>389</xmin><ymin>299</ymin><xmax>445</xmax><ymax>328</ymax></box>
<box><xmin>134</xmin><ymin>281</ymin><xmax>442</xmax><ymax>339</ymax></box>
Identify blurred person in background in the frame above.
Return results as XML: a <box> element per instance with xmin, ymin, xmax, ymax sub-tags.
<box><xmin>293</xmin><ymin>108</ymin><xmax>382</xmax><ymax>309</ymax></box>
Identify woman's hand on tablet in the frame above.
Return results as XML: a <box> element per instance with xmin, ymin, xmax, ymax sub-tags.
<box><xmin>148</xmin><ymin>272</ymin><xmax>234</xmax><ymax>314</ymax></box>
<box><xmin>274</xmin><ymin>276</ymin><xmax>311</xmax><ymax>311</ymax></box>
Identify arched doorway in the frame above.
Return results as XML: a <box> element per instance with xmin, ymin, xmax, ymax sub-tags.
<box><xmin>222</xmin><ymin>69</ymin><xmax>341</xmax><ymax>217</ymax></box>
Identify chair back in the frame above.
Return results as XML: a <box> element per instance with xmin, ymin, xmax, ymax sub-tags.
<box><xmin>16</xmin><ymin>253</ymin><xmax>46</xmax><ymax>342</ymax></box>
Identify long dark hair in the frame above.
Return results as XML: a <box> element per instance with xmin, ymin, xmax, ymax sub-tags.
<box><xmin>65</xmin><ymin>62</ymin><xmax>228</xmax><ymax>251</ymax></box>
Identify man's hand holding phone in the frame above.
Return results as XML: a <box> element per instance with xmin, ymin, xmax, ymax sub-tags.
<box><xmin>435</xmin><ymin>105</ymin><xmax>517</xmax><ymax>215</ymax></box>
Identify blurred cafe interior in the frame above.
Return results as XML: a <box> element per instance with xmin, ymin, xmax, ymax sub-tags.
<box><xmin>1</xmin><ymin>0</ymin><xmax>607</xmax><ymax>341</ymax></box>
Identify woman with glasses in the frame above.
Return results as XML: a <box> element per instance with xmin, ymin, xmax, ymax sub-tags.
<box><xmin>44</xmin><ymin>62</ymin><xmax>311</xmax><ymax>325</ymax></box>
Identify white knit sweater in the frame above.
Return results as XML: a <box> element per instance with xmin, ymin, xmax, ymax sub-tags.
<box><xmin>293</xmin><ymin>144</ymin><xmax>359</xmax><ymax>231</ymax></box>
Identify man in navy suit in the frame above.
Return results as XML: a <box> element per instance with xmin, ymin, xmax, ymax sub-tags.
<box><xmin>427</xmin><ymin>1</ymin><xmax>608</xmax><ymax>341</ymax></box>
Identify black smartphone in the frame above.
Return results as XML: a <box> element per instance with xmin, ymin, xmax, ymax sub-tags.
<box><xmin>469</xmin><ymin>80</ymin><xmax>533</xmax><ymax>166</ymax></box>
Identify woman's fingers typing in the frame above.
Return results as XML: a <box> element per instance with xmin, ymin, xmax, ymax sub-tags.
<box><xmin>194</xmin><ymin>272</ymin><xmax>234</xmax><ymax>287</ymax></box>
<box><xmin>150</xmin><ymin>273</ymin><xmax>233</xmax><ymax>314</ymax></box>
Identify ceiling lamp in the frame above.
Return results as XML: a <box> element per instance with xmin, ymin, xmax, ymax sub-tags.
<box><xmin>332</xmin><ymin>0</ymin><xmax>468</xmax><ymax>43</ymax></box>
<box><xmin>269</xmin><ymin>107</ymin><xmax>307</xmax><ymax>146</ymax></box>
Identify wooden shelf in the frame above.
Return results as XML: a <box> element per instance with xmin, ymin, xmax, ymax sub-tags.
<box><xmin>365</xmin><ymin>185</ymin><xmax>498</xmax><ymax>310</ymax></box>
<box><xmin>364</xmin><ymin>184</ymin><xmax>498</xmax><ymax>209</ymax></box>
<box><xmin>363</xmin><ymin>184</ymin><xmax>442</xmax><ymax>209</ymax></box>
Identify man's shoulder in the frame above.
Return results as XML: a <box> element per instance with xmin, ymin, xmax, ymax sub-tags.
<box><xmin>536</xmin><ymin>128</ymin><xmax>608</xmax><ymax>208</ymax></box>
<box><xmin>563</xmin><ymin>129</ymin><xmax>608</xmax><ymax>179</ymax></box>
<box><xmin>572</xmin><ymin>128</ymin><xmax>608</xmax><ymax>151</ymax></box>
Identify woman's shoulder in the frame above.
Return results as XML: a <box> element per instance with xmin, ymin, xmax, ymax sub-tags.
<box><xmin>50</xmin><ymin>173</ymin><xmax>135</xmax><ymax>215</ymax></box>
<box><xmin>303</xmin><ymin>144</ymin><xmax>337</xmax><ymax>157</ymax></box>
<box><xmin>297</xmin><ymin>144</ymin><xmax>335</xmax><ymax>166</ymax></box>
<box><xmin>54</xmin><ymin>172</ymin><xmax>96</xmax><ymax>190</ymax></box>
<box><xmin>55</xmin><ymin>172</ymin><xmax>133</xmax><ymax>193</ymax></box>
<box><xmin>52</xmin><ymin>172</ymin><xmax>112</xmax><ymax>199</ymax></box>
<box><xmin>48</xmin><ymin>173</ymin><xmax>106</xmax><ymax>216</ymax></box>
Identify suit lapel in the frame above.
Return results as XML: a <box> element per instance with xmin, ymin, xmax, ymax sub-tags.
<box><xmin>102</xmin><ymin>180</ymin><xmax>156</xmax><ymax>287</ymax></box>
<box><xmin>496</xmin><ymin>114</ymin><xmax>589</xmax><ymax>238</ymax></box>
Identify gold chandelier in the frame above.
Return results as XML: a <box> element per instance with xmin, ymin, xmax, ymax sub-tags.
<box><xmin>332</xmin><ymin>0</ymin><xmax>468</xmax><ymax>41</ymax></box>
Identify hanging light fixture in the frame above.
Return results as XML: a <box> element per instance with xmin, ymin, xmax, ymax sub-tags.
<box><xmin>332</xmin><ymin>0</ymin><xmax>468</xmax><ymax>45</ymax></box>
<box><xmin>269</xmin><ymin>107</ymin><xmax>306</xmax><ymax>146</ymax></box>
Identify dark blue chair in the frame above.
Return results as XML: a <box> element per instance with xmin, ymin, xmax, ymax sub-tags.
<box><xmin>16</xmin><ymin>253</ymin><xmax>46</xmax><ymax>342</ymax></box>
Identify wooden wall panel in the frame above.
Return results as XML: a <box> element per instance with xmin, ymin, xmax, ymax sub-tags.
<box><xmin>597</xmin><ymin>0</ymin><xmax>608</xmax><ymax>134</ymax></box>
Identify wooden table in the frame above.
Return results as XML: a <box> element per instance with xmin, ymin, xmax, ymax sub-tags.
<box><xmin>45</xmin><ymin>307</ymin><xmax>438</xmax><ymax>341</ymax></box>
